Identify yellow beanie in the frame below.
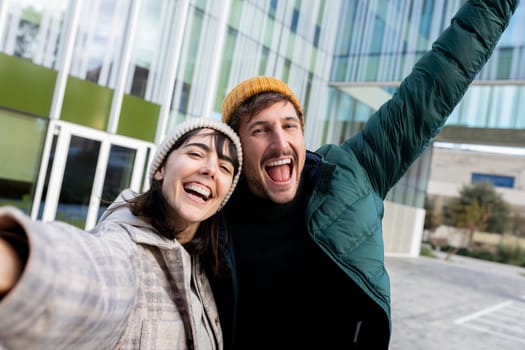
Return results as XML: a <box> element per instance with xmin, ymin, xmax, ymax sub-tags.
<box><xmin>221</xmin><ymin>76</ymin><xmax>304</xmax><ymax>129</ymax></box>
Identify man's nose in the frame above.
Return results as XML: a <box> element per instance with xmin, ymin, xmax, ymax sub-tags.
<box><xmin>271</xmin><ymin>128</ymin><xmax>288</xmax><ymax>149</ymax></box>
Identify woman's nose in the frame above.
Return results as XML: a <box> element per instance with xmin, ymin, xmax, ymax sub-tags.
<box><xmin>201</xmin><ymin>159</ymin><xmax>217</xmax><ymax>178</ymax></box>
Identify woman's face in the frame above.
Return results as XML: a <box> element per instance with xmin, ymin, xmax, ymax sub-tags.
<box><xmin>154</xmin><ymin>128</ymin><xmax>236</xmax><ymax>231</ymax></box>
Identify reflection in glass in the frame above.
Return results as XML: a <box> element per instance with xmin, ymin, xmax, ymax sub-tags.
<box><xmin>1</xmin><ymin>0</ymin><xmax>68</xmax><ymax>68</ymax></box>
<box><xmin>56</xmin><ymin>135</ymin><xmax>100</xmax><ymax>228</ymax></box>
<box><xmin>97</xmin><ymin>144</ymin><xmax>136</xmax><ymax>220</ymax></box>
<box><xmin>70</xmin><ymin>0</ymin><xmax>131</xmax><ymax>87</ymax></box>
<box><xmin>128</xmin><ymin>0</ymin><xmax>177</xmax><ymax>102</ymax></box>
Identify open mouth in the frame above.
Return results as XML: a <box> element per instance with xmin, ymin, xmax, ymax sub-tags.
<box><xmin>265</xmin><ymin>158</ymin><xmax>293</xmax><ymax>182</ymax></box>
<box><xmin>184</xmin><ymin>182</ymin><xmax>211</xmax><ymax>201</ymax></box>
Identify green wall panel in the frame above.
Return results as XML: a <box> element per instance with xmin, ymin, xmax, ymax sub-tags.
<box><xmin>0</xmin><ymin>110</ymin><xmax>47</xmax><ymax>182</ymax></box>
<box><xmin>118</xmin><ymin>94</ymin><xmax>159</xmax><ymax>142</ymax></box>
<box><xmin>61</xmin><ymin>77</ymin><xmax>112</xmax><ymax>130</ymax></box>
<box><xmin>0</xmin><ymin>54</ymin><xmax>159</xmax><ymax>142</ymax></box>
<box><xmin>0</xmin><ymin>53</ymin><xmax>55</xmax><ymax>116</ymax></box>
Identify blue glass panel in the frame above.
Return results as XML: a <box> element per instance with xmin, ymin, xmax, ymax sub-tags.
<box><xmin>471</xmin><ymin>173</ymin><xmax>515</xmax><ymax>188</ymax></box>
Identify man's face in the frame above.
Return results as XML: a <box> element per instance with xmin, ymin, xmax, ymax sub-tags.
<box><xmin>237</xmin><ymin>101</ymin><xmax>306</xmax><ymax>203</ymax></box>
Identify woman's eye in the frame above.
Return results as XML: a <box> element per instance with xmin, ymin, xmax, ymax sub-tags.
<box><xmin>188</xmin><ymin>151</ymin><xmax>203</xmax><ymax>158</ymax></box>
<box><xmin>220</xmin><ymin>163</ymin><xmax>234</xmax><ymax>174</ymax></box>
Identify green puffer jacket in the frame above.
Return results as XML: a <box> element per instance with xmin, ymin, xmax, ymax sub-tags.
<box><xmin>307</xmin><ymin>0</ymin><xmax>518</xmax><ymax>336</ymax></box>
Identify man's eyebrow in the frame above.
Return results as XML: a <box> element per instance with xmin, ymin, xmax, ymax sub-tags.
<box><xmin>248</xmin><ymin>115</ymin><xmax>300</xmax><ymax>128</ymax></box>
<box><xmin>284</xmin><ymin>115</ymin><xmax>301</xmax><ymax>122</ymax></box>
<box><xmin>247</xmin><ymin>120</ymin><xmax>268</xmax><ymax>128</ymax></box>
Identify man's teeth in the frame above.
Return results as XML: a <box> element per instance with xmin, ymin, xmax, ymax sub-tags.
<box><xmin>267</xmin><ymin>159</ymin><xmax>291</xmax><ymax>167</ymax></box>
<box><xmin>184</xmin><ymin>183</ymin><xmax>211</xmax><ymax>199</ymax></box>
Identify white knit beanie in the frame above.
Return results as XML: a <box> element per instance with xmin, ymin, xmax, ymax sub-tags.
<box><xmin>149</xmin><ymin>118</ymin><xmax>243</xmax><ymax>209</ymax></box>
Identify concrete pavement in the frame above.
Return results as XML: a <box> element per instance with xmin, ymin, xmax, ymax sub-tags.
<box><xmin>386</xmin><ymin>253</ymin><xmax>525</xmax><ymax>350</ymax></box>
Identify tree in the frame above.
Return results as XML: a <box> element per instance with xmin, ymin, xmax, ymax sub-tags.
<box><xmin>510</xmin><ymin>212</ymin><xmax>525</xmax><ymax>238</ymax></box>
<box><xmin>424</xmin><ymin>196</ymin><xmax>441</xmax><ymax>232</ymax></box>
<box><xmin>442</xmin><ymin>181</ymin><xmax>511</xmax><ymax>255</ymax></box>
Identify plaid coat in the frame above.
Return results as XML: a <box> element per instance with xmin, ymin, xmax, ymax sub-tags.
<box><xmin>0</xmin><ymin>190</ymin><xmax>222</xmax><ymax>349</ymax></box>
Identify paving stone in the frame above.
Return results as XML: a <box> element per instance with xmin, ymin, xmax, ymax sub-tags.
<box><xmin>387</xmin><ymin>253</ymin><xmax>525</xmax><ymax>350</ymax></box>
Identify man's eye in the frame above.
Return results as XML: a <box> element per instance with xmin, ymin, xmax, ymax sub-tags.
<box><xmin>252</xmin><ymin>128</ymin><xmax>268</xmax><ymax>136</ymax></box>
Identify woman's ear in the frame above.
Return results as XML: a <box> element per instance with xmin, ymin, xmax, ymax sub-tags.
<box><xmin>153</xmin><ymin>167</ymin><xmax>164</xmax><ymax>181</ymax></box>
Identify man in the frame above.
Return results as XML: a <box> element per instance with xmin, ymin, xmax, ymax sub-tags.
<box><xmin>212</xmin><ymin>0</ymin><xmax>519</xmax><ymax>348</ymax></box>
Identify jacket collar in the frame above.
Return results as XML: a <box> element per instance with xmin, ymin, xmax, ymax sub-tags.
<box><xmin>97</xmin><ymin>189</ymin><xmax>182</xmax><ymax>249</ymax></box>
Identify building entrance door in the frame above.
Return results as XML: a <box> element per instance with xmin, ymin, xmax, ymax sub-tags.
<box><xmin>32</xmin><ymin>121</ymin><xmax>152</xmax><ymax>229</ymax></box>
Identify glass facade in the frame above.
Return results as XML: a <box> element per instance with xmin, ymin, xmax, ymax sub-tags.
<box><xmin>70</xmin><ymin>0</ymin><xmax>131</xmax><ymax>89</ymax></box>
<box><xmin>0</xmin><ymin>0</ymin><xmax>524</xmax><ymax>251</ymax></box>
<box><xmin>326</xmin><ymin>0</ymin><xmax>525</xmax><ymax>209</ymax></box>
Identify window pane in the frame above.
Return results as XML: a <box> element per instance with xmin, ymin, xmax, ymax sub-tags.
<box><xmin>1</xmin><ymin>0</ymin><xmax>68</xmax><ymax>69</ymax></box>
<box><xmin>97</xmin><ymin>144</ymin><xmax>136</xmax><ymax>220</ymax></box>
<box><xmin>127</xmin><ymin>0</ymin><xmax>178</xmax><ymax>102</ymax></box>
<box><xmin>70</xmin><ymin>0</ymin><xmax>131</xmax><ymax>87</ymax></box>
<box><xmin>56</xmin><ymin>135</ymin><xmax>100</xmax><ymax>228</ymax></box>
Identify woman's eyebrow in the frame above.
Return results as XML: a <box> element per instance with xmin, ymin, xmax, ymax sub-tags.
<box><xmin>184</xmin><ymin>142</ymin><xmax>235</xmax><ymax>164</ymax></box>
<box><xmin>220</xmin><ymin>154</ymin><xmax>235</xmax><ymax>164</ymax></box>
<box><xmin>183</xmin><ymin>142</ymin><xmax>210</xmax><ymax>152</ymax></box>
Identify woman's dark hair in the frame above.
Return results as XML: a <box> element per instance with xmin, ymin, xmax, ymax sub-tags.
<box><xmin>124</xmin><ymin>128</ymin><xmax>240</xmax><ymax>277</ymax></box>
<box><xmin>228</xmin><ymin>91</ymin><xmax>302</xmax><ymax>132</ymax></box>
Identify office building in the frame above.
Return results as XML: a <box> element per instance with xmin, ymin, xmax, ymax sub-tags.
<box><xmin>1</xmin><ymin>0</ymin><xmax>523</xmax><ymax>256</ymax></box>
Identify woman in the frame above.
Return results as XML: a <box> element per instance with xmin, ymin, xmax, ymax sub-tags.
<box><xmin>0</xmin><ymin>118</ymin><xmax>242</xmax><ymax>350</ymax></box>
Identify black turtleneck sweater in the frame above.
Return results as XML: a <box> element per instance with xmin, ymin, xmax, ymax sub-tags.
<box><xmin>228</xmin><ymin>176</ymin><xmax>316</xmax><ymax>344</ymax></box>
<box><xmin>220</xmin><ymin>173</ymin><xmax>389</xmax><ymax>349</ymax></box>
